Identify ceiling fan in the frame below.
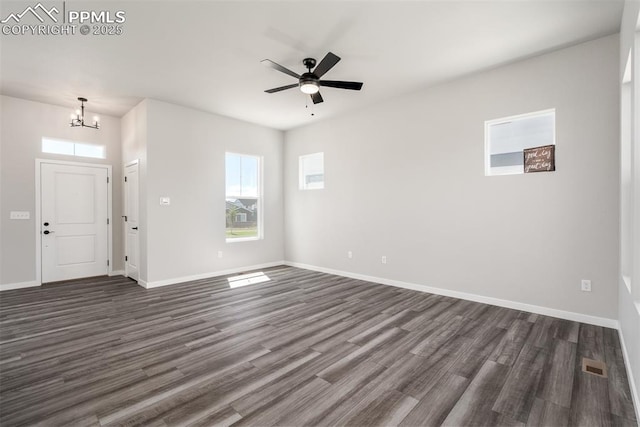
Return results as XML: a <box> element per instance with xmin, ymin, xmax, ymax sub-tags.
<box><xmin>261</xmin><ymin>52</ymin><xmax>363</xmax><ymax>104</ymax></box>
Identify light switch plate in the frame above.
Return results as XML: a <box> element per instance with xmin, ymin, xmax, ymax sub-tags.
<box><xmin>10</xmin><ymin>211</ymin><xmax>30</xmax><ymax>220</ymax></box>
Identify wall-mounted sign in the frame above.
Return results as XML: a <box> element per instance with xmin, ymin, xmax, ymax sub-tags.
<box><xmin>524</xmin><ymin>145</ymin><xmax>555</xmax><ymax>173</ymax></box>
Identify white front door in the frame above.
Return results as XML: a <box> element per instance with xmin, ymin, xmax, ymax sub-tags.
<box><xmin>124</xmin><ymin>162</ymin><xmax>140</xmax><ymax>281</ymax></box>
<box><xmin>41</xmin><ymin>163</ymin><xmax>109</xmax><ymax>283</ymax></box>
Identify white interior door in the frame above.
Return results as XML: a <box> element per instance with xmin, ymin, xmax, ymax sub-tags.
<box><xmin>41</xmin><ymin>163</ymin><xmax>109</xmax><ymax>283</ymax></box>
<box><xmin>124</xmin><ymin>162</ymin><xmax>140</xmax><ymax>281</ymax></box>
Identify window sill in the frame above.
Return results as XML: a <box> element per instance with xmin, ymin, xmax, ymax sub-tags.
<box><xmin>226</xmin><ymin>237</ymin><xmax>261</xmax><ymax>243</ymax></box>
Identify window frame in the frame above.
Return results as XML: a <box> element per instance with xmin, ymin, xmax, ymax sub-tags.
<box><xmin>484</xmin><ymin>109</ymin><xmax>556</xmax><ymax>176</ymax></box>
<box><xmin>225</xmin><ymin>152</ymin><xmax>263</xmax><ymax>243</ymax></box>
<box><xmin>299</xmin><ymin>152</ymin><xmax>325</xmax><ymax>190</ymax></box>
<box><xmin>42</xmin><ymin>137</ymin><xmax>106</xmax><ymax>159</ymax></box>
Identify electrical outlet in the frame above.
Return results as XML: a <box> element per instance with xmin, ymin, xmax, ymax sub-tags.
<box><xmin>217</xmin><ymin>251</ymin><xmax>223</xmax><ymax>259</ymax></box>
<box><xmin>581</xmin><ymin>279</ymin><xmax>592</xmax><ymax>292</ymax></box>
<box><xmin>347</xmin><ymin>251</ymin><xmax>353</xmax><ymax>259</ymax></box>
<box><xmin>381</xmin><ymin>256</ymin><xmax>387</xmax><ymax>264</ymax></box>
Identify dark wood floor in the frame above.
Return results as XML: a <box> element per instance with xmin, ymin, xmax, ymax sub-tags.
<box><xmin>0</xmin><ymin>266</ymin><xmax>636</xmax><ymax>426</ymax></box>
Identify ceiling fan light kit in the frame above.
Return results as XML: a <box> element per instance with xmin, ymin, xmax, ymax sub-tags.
<box><xmin>262</xmin><ymin>52</ymin><xmax>363</xmax><ymax>105</ymax></box>
<box><xmin>300</xmin><ymin>79</ymin><xmax>319</xmax><ymax>94</ymax></box>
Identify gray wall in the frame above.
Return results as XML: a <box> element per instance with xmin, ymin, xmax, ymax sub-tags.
<box><xmin>284</xmin><ymin>35</ymin><xmax>620</xmax><ymax>320</ymax></box>
<box><xmin>124</xmin><ymin>99</ymin><xmax>285</xmax><ymax>286</ymax></box>
<box><xmin>0</xmin><ymin>96</ymin><xmax>122</xmax><ymax>286</ymax></box>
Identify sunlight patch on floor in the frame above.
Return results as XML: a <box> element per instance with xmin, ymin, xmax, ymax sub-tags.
<box><xmin>227</xmin><ymin>271</ymin><xmax>271</xmax><ymax>288</ymax></box>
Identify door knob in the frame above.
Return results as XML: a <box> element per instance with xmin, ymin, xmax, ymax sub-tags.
<box><xmin>43</xmin><ymin>222</ymin><xmax>49</xmax><ymax>226</ymax></box>
<box><xmin>132</xmin><ymin>227</ymin><xmax>138</xmax><ymax>230</ymax></box>
<box><xmin>43</xmin><ymin>230</ymin><xmax>55</xmax><ymax>235</ymax></box>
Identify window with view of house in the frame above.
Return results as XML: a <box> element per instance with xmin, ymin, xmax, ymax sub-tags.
<box><xmin>225</xmin><ymin>152</ymin><xmax>261</xmax><ymax>241</ymax></box>
<box><xmin>485</xmin><ymin>109</ymin><xmax>555</xmax><ymax>176</ymax></box>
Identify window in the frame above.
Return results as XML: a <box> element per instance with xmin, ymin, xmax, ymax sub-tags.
<box><xmin>485</xmin><ymin>109</ymin><xmax>555</xmax><ymax>176</ymax></box>
<box><xmin>299</xmin><ymin>152</ymin><xmax>324</xmax><ymax>189</ymax></box>
<box><xmin>225</xmin><ymin>152</ymin><xmax>261</xmax><ymax>241</ymax></box>
<box><xmin>42</xmin><ymin>138</ymin><xmax>106</xmax><ymax>159</ymax></box>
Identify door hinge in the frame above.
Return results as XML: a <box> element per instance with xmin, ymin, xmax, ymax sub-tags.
<box><xmin>125</xmin><ymin>176</ymin><xmax>128</xmax><ymax>182</ymax></box>
<box><xmin>107</xmin><ymin>177</ymin><xmax>110</xmax><ymax>184</ymax></box>
<box><xmin>107</xmin><ymin>218</ymin><xmax>110</xmax><ymax>225</ymax></box>
<box><xmin>125</xmin><ymin>256</ymin><xmax>128</xmax><ymax>261</ymax></box>
<box><xmin>107</xmin><ymin>260</ymin><xmax>110</xmax><ymax>266</ymax></box>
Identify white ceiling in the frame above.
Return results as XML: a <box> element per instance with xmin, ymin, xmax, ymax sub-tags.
<box><xmin>0</xmin><ymin>0</ymin><xmax>624</xmax><ymax>130</ymax></box>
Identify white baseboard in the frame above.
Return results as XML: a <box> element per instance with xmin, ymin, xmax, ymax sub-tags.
<box><xmin>284</xmin><ymin>261</ymin><xmax>619</xmax><ymax>329</ymax></box>
<box><xmin>109</xmin><ymin>270</ymin><xmax>125</xmax><ymax>277</ymax></box>
<box><xmin>618</xmin><ymin>323</ymin><xmax>640</xmax><ymax>422</ymax></box>
<box><xmin>138</xmin><ymin>261</ymin><xmax>286</xmax><ymax>289</ymax></box>
<box><xmin>0</xmin><ymin>280</ymin><xmax>41</xmax><ymax>291</ymax></box>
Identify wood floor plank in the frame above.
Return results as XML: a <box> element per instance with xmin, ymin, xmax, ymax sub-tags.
<box><xmin>536</xmin><ymin>338</ymin><xmax>577</xmax><ymax>408</ymax></box>
<box><xmin>399</xmin><ymin>373</ymin><xmax>470</xmax><ymax>426</ymax></box>
<box><xmin>526</xmin><ymin>398</ymin><xmax>570</xmax><ymax>427</ymax></box>
<box><xmin>338</xmin><ymin>388</ymin><xmax>418</xmax><ymax>427</ymax></box>
<box><xmin>493</xmin><ymin>344</ymin><xmax>548</xmax><ymax>422</ymax></box>
<box><xmin>0</xmin><ymin>267</ymin><xmax>635</xmax><ymax>426</ymax></box>
<box><xmin>441</xmin><ymin>360</ymin><xmax>510</xmax><ymax>426</ymax></box>
<box><xmin>489</xmin><ymin>318</ymin><xmax>533</xmax><ymax>366</ymax></box>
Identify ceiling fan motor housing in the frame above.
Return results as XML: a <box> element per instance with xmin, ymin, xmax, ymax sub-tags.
<box><xmin>300</xmin><ymin>72</ymin><xmax>319</xmax><ymax>85</ymax></box>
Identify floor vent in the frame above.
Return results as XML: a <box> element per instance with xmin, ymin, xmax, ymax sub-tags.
<box><xmin>582</xmin><ymin>358</ymin><xmax>607</xmax><ymax>378</ymax></box>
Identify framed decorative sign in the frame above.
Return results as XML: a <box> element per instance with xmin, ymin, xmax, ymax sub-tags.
<box><xmin>523</xmin><ymin>145</ymin><xmax>555</xmax><ymax>173</ymax></box>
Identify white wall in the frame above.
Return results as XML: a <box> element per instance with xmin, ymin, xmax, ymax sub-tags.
<box><xmin>285</xmin><ymin>35</ymin><xmax>620</xmax><ymax>322</ymax></box>
<box><xmin>0</xmin><ymin>96</ymin><xmax>122</xmax><ymax>287</ymax></box>
<box><xmin>618</xmin><ymin>0</ymin><xmax>640</xmax><ymax>416</ymax></box>
<box><xmin>132</xmin><ymin>99</ymin><xmax>284</xmax><ymax>286</ymax></box>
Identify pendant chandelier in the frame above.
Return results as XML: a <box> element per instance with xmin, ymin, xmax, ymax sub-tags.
<box><xmin>70</xmin><ymin>97</ymin><xmax>100</xmax><ymax>129</ymax></box>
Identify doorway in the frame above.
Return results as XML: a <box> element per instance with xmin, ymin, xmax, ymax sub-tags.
<box><xmin>124</xmin><ymin>160</ymin><xmax>139</xmax><ymax>281</ymax></box>
<box><xmin>36</xmin><ymin>160</ymin><xmax>112</xmax><ymax>283</ymax></box>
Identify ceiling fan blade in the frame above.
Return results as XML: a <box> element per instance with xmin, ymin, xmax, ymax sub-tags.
<box><xmin>320</xmin><ymin>80</ymin><xmax>363</xmax><ymax>90</ymax></box>
<box><xmin>265</xmin><ymin>83</ymin><xmax>299</xmax><ymax>93</ymax></box>
<box><xmin>311</xmin><ymin>92</ymin><xmax>324</xmax><ymax>104</ymax></box>
<box><xmin>261</xmin><ymin>59</ymin><xmax>300</xmax><ymax>79</ymax></box>
<box><xmin>313</xmin><ymin>52</ymin><xmax>340</xmax><ymax>78</ymax></box>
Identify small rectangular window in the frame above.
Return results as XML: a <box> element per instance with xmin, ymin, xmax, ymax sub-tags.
<box><xmin>485</xmin><ymin>109</ymin><xmax>555</xmax><ymax>176</ymax></box>
<box><xmin>300</xmin><ymin>152</ymin><xmax>324</xmax><ymax>190</ymax></box>
<box><xmin>42</xmin><ymin>138</ymin><xmax>106</xmax><ymax>159</ymax></box>
<box><xmin>225</xmin><ymin>152</ymin><xmax>261</xmax><ymax>241</ymax></box>
<box><xmin>74</xmin><ymin>143</ymin><xmax>106</xmax><ymax>159</ymax></box>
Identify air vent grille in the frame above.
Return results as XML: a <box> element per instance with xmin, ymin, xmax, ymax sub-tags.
<box><xmin>582</xmin><ymin>358</ymin><xmax>607</xmax><ymax>378</ymax></box>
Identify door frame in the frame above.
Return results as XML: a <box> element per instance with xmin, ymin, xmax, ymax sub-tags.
<box><xmin>35</xmin><ymin>159</ymin><xmax>113</xmax><ymax>284</ymax></box>
<box><xmin>123</xmin><ymin>159</ymin><xmax>139</xmax><ymax>280</ymax></box>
